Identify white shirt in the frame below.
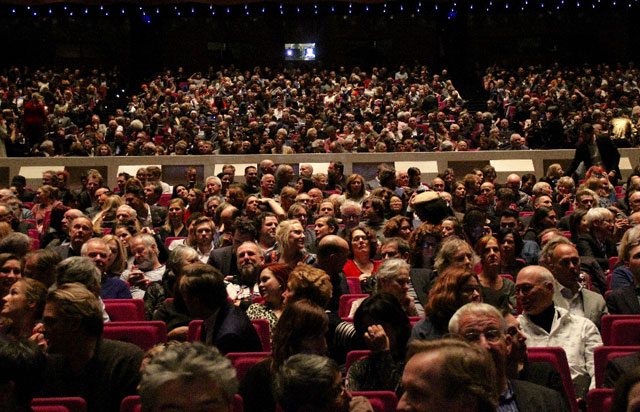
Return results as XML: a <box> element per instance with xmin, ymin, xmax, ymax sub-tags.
<box><xmin>121</xmin><ymin>265</ymin><xmax>166</xmax><ymax>299</ymax></box>
<box><xmin>553</xmin><ymin>280</ymin><xmax>586</xmax><ymax>320</ymax></box>
<box><xmin>225</xmin><ymin>282</ymin><xmax>260</xmax><ymax>303</ymax></box>
<box><xmin>518</xmin><ymin>306</ymin><xmax>602</xmax><ymax>391</ymax></box>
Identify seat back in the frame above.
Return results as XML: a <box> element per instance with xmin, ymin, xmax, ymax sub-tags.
<box><xmin>609</xmin><ymin>257</ymin><xmax>619</xmax><ymax>272</ymax></box>
<box><xmin>610</xmin><ymin>319</ymin><xmax>640</xmax><ymax>346</ymax></box>
<box><xmin>601</xmin><ymin>315</ymin><xmax>640</xmax><ymax>345</ymax></box>
<box><xmin>339</xmin><ymin>294</ymin><xmax>369</xmax><ymax>318</ymax></box>
<box><xmin>251</xmin><ymin>318</ymin><xmax>271</xmax><ymax>352</ymax></box>
<box><xmin>594</xmin><ymin>346</ymin><xmax>640</xmax><ymax>387</ymax></box>
<box><xmin>31</xmin><ymin>397</ymin><xmax>87</xmax><ymax>412</ymax></box>
<box><xmin>499</xmin><ymin>274</ymin><xmax>514</xmax><ymax>282</ymax></box>
<box><xmin>32</xmin><ymin>406</ymin><xmax>69</xmax><ymax>412</ymax></box>
<box><xmin>188</xmin><ymin>319</ymin><xmax>203</xmax><ymax>342</ymax></box>
<box><xmin>164</xmin><ymin>237</ymin><xmax>186</xmax><ymax>248</ymax></box>
<box><xmin>345</xmin><ymin>350</ymin><xmax>371</xmax><ymax>373</ymax></box>
<box><xmin>157</xmin><ymin>194</ymin><xmax>172</xmax><ymax>207</ymax></box>
<box><xmin>346</xmin><ymin>277</ymin><xmax>362</xmax><ymax>294</ymax></box>
<box><xmin>102</xmin><ymin>321</ymin><xmax>167</xmax><ymax>351</ymax></box>
<box><xmin>351</xmin><ymin>391</ymin><xmax>398</xmax><ymax>412</ymax></box>
<box><xmin>103</xmin><ymin>299</ymin><xmax>145</xmax><ymax>322</ymax></box>
<box><xmin>226</xmin><ymin>352</ymin><xmax>271</xmax><ymax>382</ymax></box>
<box><xmin>527</xmin><ymin>347</ymin><xmax>579</xmax><ymax>412</ymax></box>
<box><xmin>586</xmin><ymin>388</ymin><xmax>613</xmax><ymax>412</ymax></box>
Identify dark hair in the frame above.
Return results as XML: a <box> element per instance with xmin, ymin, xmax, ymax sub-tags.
<box><xmin>353</xmin><ymin>293</ymin><xmax>410</xmax><ymax>360</ymax></box>
<box><xmin>232</xmin><ymin>216</ymin><xmax>258</xmax><ymax>239</ymax></box>
<box><xmin>611</xmin><ymin>366</ymin><xmax>640</xmax><ymax>412</ymax></box>
<box><xmin>345</xmin><ymin>225</ymin><xmax>378</xmax><ymax>259</ymax></box>
<box><xmin>528</xmin><ymin>206</ymin><xmax>555</xmax><ymax>233</ymax></box>
<box><xmin>179</xmin><ymin>263</ymin><xmax>228</xmax><ymax>311</ymax></box>
<box><xmin>272</xmin><ymin>299</ymin><xmax>328</xmax><ymax>368</ymax></box>
<box><xmin>0</xmin><ymin>339</ymin><xmax>46</xmax><ymax>405</ymax></box>
<box><xmin>496</xmin><ymin>228</ymin><xmax>523</xmax><ymax>257</ymax></box>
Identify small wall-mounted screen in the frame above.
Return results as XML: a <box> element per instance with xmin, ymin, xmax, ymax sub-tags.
<box><xmin>284</xmin><ymin>43</ymin><xmax>316</xmax><ymax>61</ymax></box>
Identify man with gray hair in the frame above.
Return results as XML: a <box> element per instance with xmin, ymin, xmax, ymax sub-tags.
<box><xmin>274</xmin><ymin>354</ymin><xmax>353</xmax><ymax>412</ymax></box>
<box><xmin>120</xmin><ymin>234</ymin><xmax>165</xmax><ymax>299</ymax></box>
<box><xmin>81</xmin><ymin>238</ymin><xmax>131</xmax><ymax>300</ymax></box>
<box><xmin>337</xmin><ymin>201</ymin><xmax>361</xmax><ymax>238</ymax></box>
<box><xmin>515</xmin><ymin>265</ymin><xmax>602</xmax><ymax>397</ymax></box>
<box><xmin>52</xmin><ymin>215</ymin><xmax>93</xmax><ymax>259</ymax></box>
<box><xmin>139</xmin><ymin>342</ymin><xmax>238</xmax><ymax>412</ymax></box>
<box><xmin>575</xmin><ymin>207</ymin><xmax>618</xmax><ymax>271</ymax></box>
<box><xmin>541</xmin><ymin>237</ymin><xmax>607</xmax><ymax>328</ymax></box>
<box><xmin>449</xmin><ymin>302</ymin><xmax>569</xmax><ymax>412</ymax></box>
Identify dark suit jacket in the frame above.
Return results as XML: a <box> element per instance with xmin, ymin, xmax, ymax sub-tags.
<box><xmin>207</xmin><ymin>246</ymin><xmax>239</xmax><ymax>279</ymax></box>
<box><xmin>606</xmin><ymin>285</ymin><xmax>640</xmax><ymax>314</ymax></box>
<box><xmin>518</xmin><ymin>360</ymin><xmax>567</xmax><ymax>403</ymax></box>
<box><xmin>201</xmin><ymin>301</ymin><xmax>262</xmax><ymax>354</ymax></box>
<box><xmin>366</xmin><ymin>178</ymin><xmax>381</xmax><ymax>191</ymax></box>
<box><xmin>575</xmin><ymin>233</ymin><xmax>618</xmax><ymax>271</ymax></box>
<box><xmin>511</xmin><ymin>379</ymin><xmax>570</xmax><ymax>412</ymax></box>
<box><xmin>565</xmin><ymin>135</ymin><xmax>621</xmax><ymax>183</ymax></box>
<box><xmin>605</xmin><ymin>352</ymin><xmax>640</xmax><ymax>388</ymax></box>
<box><xmin>410</xmin><ymin>268</ymin><xmax>436</xmax><ymax>307</ymax></box>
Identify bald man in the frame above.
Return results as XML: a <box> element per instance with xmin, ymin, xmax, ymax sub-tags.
<box><xmin>315</xmin><ymin>235</ymin><xmax>350</xmax><ymax>312</ymax></box>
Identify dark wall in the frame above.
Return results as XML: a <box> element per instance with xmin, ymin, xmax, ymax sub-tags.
<box><xmin>0</xmin><ymin>5</ymin><xmax>637</xmax><ymax>85</ymax></box>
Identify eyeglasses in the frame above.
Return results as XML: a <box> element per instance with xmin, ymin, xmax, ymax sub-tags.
<box><xmin>463</xmin><ymin>328</ymin><xmax>502</xmax><ymax>343</ymax></box>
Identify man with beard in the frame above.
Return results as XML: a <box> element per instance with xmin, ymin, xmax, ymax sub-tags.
<box><xmin>226</xmin><ymin>241</ymin><xmax>263</xmax><ymax>310</ymax></box>
<box><xmin>326</xmin><ymin>161</ymin><xmax>346</xmax><ymax>192</ymax></box>
<box><xmin>193</xmin><ymin>217</ymin><xmax>215</xmax><ymax>263</ymax></box>
<box><xmin>257</xmin><ymin>212</ymin><xmax>278</xmax><ymax>253</ymax></box>
<box><xmin>120</xmin><ymin>234</ymin><xmax>166</xmax><ymax>299</ymax></box>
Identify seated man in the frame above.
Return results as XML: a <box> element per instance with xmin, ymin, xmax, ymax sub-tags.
<box><xmin>226</xmin><ymin>241</ymin><xmax>263</xmax><ymax>308</ymax></box>
<box><xmin>208</xmin><ymin>217</ymin><xmax>257</xmax><ymax>280</ymax></box>
<box><xmin>515</xmin><ymin>266</ymin><xmax>602</xmax><ymax>397</ymax></box>
<box><xmin>52</xmin><ymin>215</ymin><xmax>94</xmax><ymax>259</ymax></box>
<box><xmin>39</xmin><ymin>283</ymin><xmax>143</xmax><ymax>412</ymax></box>
<box><xmin>575</xmin><ymin>207</ymin><xmax>618</xmax><ymax>271</ymax></box>
<box><xmin>179</xmin><ymin>263</ymin><xmax>262</xmax><ymax>354</ymax></box>
<box><xmin>450</xmin><ymin>302</ymin><xmax>569</xmax><ymax>412</ymax></box>
<box><xmin>139</xmin><ymin>342</ymin><xmax>238</xmax><ymax>412</ymax></box>
<box><xmin>274</xmin><ymin>354</ymin><xmax>361</xmax><ymax>412</ymax></box>
<box><xmin>120</xmin><ymin>234</ymin><xmax>166</xmax><ymax>299</ymax></box>
<box><xmin>541</xmin><ymin>237</ymin><xmax>608</xmax><ymax>328</ymax></box>
<box><xmin>0</xmin><ymin>339</ymin><xmax>46</xmax><ymax>412</ymax></box>
<box><xmin>81</xmin><ymin>238</ymin><xmax>131</xmax><ymax>300</ymax></box>
<box><xmin>398</xmin><ymin>338</ymin><xmax>498</xmax><ymax>412</ymax></box>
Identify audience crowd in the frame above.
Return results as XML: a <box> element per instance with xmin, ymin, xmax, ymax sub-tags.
<box><xmin>2</xmin><ymin>148</ymin><xmax>640</xmax><ymax>411</ymax></box>
<box><xmin>2</xmin><ymin>61</ymin><xmax>640</xmax><ymax>157</ymax></box>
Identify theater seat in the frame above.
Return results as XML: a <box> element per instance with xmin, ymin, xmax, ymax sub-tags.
<box><xmin>346</xmin><ymin>277</ymin><xmax>362</xmax><ymax>294</ymax></box>
<box><xmin>164</xmin><ymin>237</ymin><xmax>186</xmax><ymax>248</ymax></box>
<box><xmin>339</xmin><ymin>294</ymin><xmax>369</xmax><ymax>318</ymax></box>
<box><xmin>601</xmin><ymin>315</ymin><xmax>640</xmax><ymax>345</ymax></box>
<box><xmin>103</xmin><ymin>299</ymin><xmax>145</xmax><ymax>322</ymax></box>
<box><xmin>102</xmin><ymin>321</ymin><xmax>167</xmax><ymax>351</ymax></box>
<box><xmin>31</xmin><ymin>397</ymin><xmax>87</xmax><ymax>412</ymax></box>
<box><xmin>527</xmin><ymin>347</ymin><xmax>579</xmax><ymax>412</ymax></box>
<box><xmin>188</xmin><ymin>319</ymin><xmax>203</xmax><ymax>342</ymax></box>
<box><xmin>345</xmin><ymin>350</ymin><xmax>371</xmax><ymax>373</ymax></box>
<box><xmin>226</xmin><ymin>352</ymin><xmax>271</xmax><ymax>382</ymax></box>
<box><xmin>610</xmin><ymin>319</ymin><xmax>640</xmax><ymax>346</ymax></box>
<box><xmin>586</xmin><ymin>388</ymin><xmax>613</xmax><ymax>412</ymax></box>
<box><xmin>187</xmin><ymin>319</ymin><xmax>270</xmax><ymax>352</ymax></box>
<box><xmin>594</xmin><ymin>346</ymin><xmax>640</xmax><ymax>387</ymax></box>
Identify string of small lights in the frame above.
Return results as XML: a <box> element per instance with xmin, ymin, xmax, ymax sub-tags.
<box><xmin>1</xmin><ymin>0</ymin><xmax>636</xmax><ymax>22</ymax></box>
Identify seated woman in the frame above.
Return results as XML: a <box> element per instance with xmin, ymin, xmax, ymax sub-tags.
<box><xmin>100</xmin><ymin>234</ymin><xmax>131</xmax><ymax>300</ymax></box>
<box><xmin>411</xmin><ymin>266</ymin><xmax>482</xmax><ymax>340</ymax></box>
<box><xmin>0</xmin><ymin>278</ymin><xmax>47</xmax><ymax>339</ymax></box>
<box><xmin>246</xmin><ymin>263</ymin><xmax>292</xmax><ymax>341</ymax></box>
<box><xmin>157</xmin><ymin>198</ymin><xmax>188</xmax><ymax>242</ymax></box>
<box><xmin>0</xmin><ymin>254</ymin><xmax>22</xmax><ymax>302</ymax></box>
<box><xmin>348</xmin><ymin>259</ymin><xmax>417</xmax><ymax>317</ymax></box>
<box><xmin>265</xmin><ymin>219</ymin><xmax>315</xmax><ymax>267</ymax></box>
<box><xmin>474</xmin><ymin>235</ymin><xmax>516</xmax><ymax>308</ymax></box>
<box><xmin>522</xmin><ymin>206</ymin><xmax>558</xmax><ymax>243</ymax></box>
<box><xmin>347</xmin><ymin>293</ymin><xmax>411</xmax><ymax>393</ymax></box>
<box><xmin>342</xmin><ymin>226</ymin><xmax>381</xmax><ymax>292</ymax></box>
<box><xmin>92</xmin><ymin>195</ymin><xmax>122</xmax><ymax>233</ymax></box>
<box><xmin>383</xmin><ymin>215</ymin><xmax>413</xmax><ymax>241</ymax></box>
<box><xmin>610</xmin><ymin>225</ymin><xmax>640</xmax><ymax>289</ymax></box>
<box><xmin>496</xmin><ymin>229</ymin><xmax>525</xmax><ymax>279</ymax></box>
<box><xmin>146</xmin><ymin>245</ymin><xmax>200</xmax><ymax>322</ymax></box>
<box><xmin>240</xmin><ymin>299</ymin><xmax>329</xmax><ymax>412</ymax></box>
<box><xmin>31</xmin><ymin>185</ymin><xmax>61</xmax><ymax>231</ymax></box>
<box><xmin>408</xmin><ymin>222</ymin><xmax>442</xmax><ymax>270</ymax></box>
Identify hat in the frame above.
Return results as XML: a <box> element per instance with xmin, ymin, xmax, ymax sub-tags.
<box><xmin>413</xmin><ymin>191</ymin><xmax>440</xmax><ymax>205</ymax></box>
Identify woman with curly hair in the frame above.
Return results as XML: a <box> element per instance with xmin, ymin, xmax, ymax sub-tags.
<box><xmin>408</xmin><ymin>222</ymin><xmax>442</xmax><ymax>270</ymax></box>
<box><xmin>383</xmin><ymin>215</ymin><xmax>413</xmax><ymax>241</ymax></box>
<box><xmin>411</xmin><ymin>266</ymin><xmax>482</xmax><ymax>340</ymax></box>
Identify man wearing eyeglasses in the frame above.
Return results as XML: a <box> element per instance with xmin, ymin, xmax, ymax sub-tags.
<box><xmin>450</xmin><ymin>302</ymin><xmax>569</xmax><ymax>412</ymax></box>
<box><xmin>515</xmin><ymin>266</ymin><xmax>602</xmax><ymax>398</ymax></box>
